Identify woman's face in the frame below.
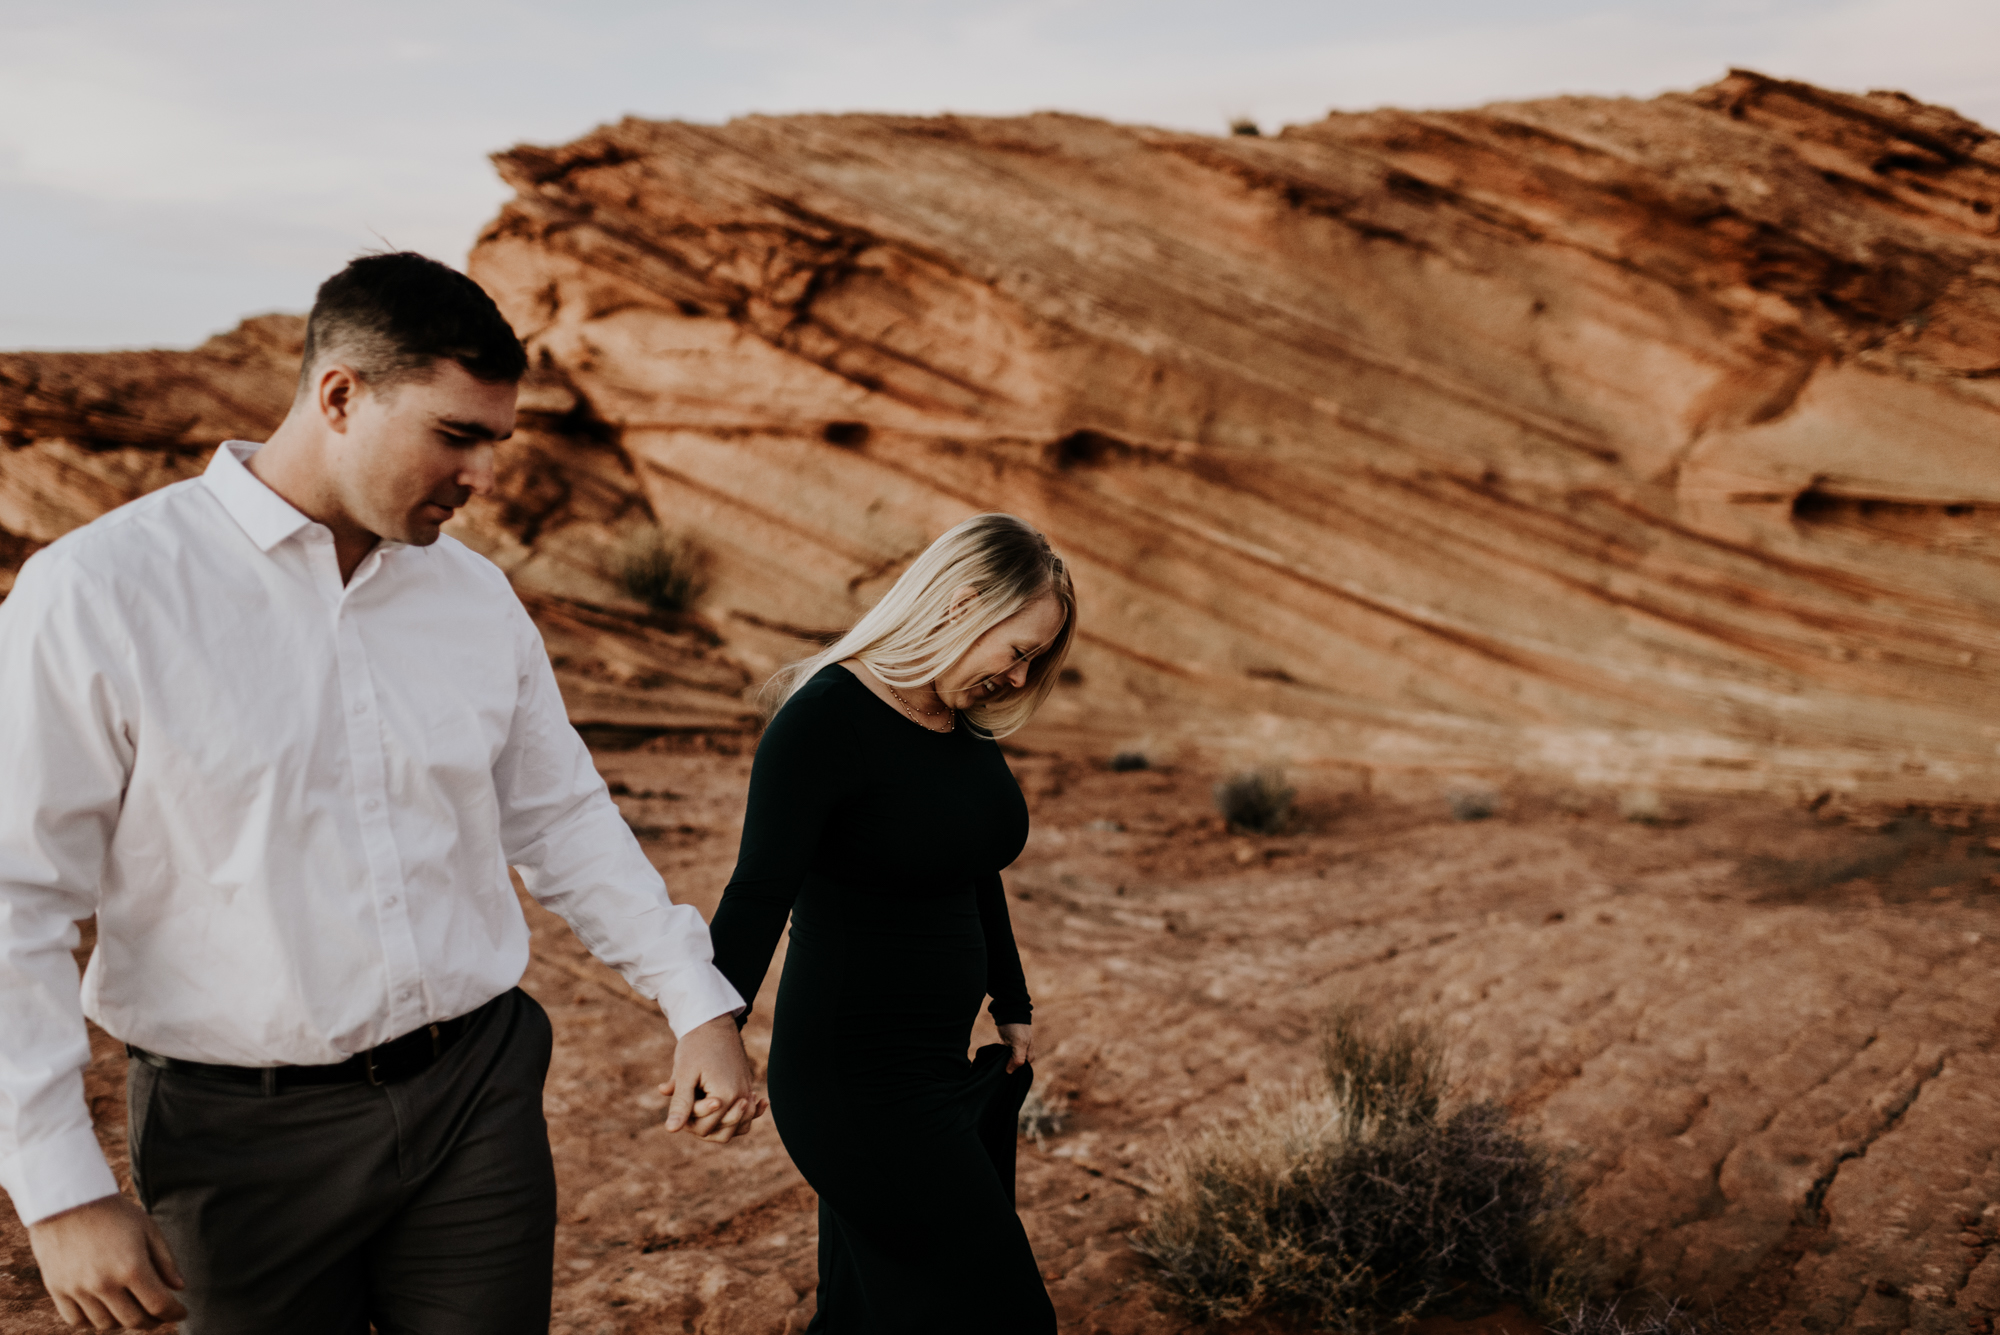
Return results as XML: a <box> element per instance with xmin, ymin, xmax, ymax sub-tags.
<box><xmin>936</xmin><ymin>592</ymin><xmax>1067</xmax><ymax>708</ymax></box>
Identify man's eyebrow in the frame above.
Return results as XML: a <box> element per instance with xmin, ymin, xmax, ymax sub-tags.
<box><xmin>434</xmin><ymin>416</ymin><xmax>513</xmax><ymax>442</ymax></box>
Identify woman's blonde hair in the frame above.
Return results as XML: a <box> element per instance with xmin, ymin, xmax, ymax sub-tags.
<box><xmin>762</xmin><ymin>513</ymin><xmax>1077</xmax><ymax>739</ymax></box>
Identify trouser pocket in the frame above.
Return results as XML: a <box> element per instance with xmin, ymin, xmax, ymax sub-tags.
<box><xmin>124</xmin><ymin>1056</ymin><xmax>161</xmax><ymax>1209</ymax></box>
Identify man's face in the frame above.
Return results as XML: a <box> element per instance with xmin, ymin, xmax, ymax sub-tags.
<box><xmin>327</xmin><ymin>360</ymin><xmax>517</xmax><ymax>547</ymax></box>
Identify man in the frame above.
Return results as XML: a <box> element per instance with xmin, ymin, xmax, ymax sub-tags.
<box><xmin>0</xmin><ymin>252</ymin><xmax>765</xmax><ymax>1332</ymax></box>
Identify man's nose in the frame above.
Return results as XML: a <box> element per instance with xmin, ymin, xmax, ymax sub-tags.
<box><xmin>460</xmin><ymin>443</ymin><xmax>497</xmax><ymax>496</ymax></box>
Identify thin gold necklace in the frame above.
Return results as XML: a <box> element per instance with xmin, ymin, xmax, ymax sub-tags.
<box><xmin>886</xmin><ymin>682</ymin><xmax>954</xmax><ymax>732</ymax></box>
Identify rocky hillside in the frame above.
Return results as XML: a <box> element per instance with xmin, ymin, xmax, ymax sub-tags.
<box><xmin>5</xmin><ymin>70</ymin><xmax>1997</xmax><ymax>798</ymax></box>
<box><xmin>469</xmin><ymin>69</ymin><xmax>2000</xmax><ymax>799</ymax></box>
<box><xmin>0</xmin><ymin>316</ymin><xmax>757</xmax><ymax>740</ymax></box>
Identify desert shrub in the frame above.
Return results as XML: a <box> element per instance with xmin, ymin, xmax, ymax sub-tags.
<box><xmin>1447</xmin><ymin>787</ymin><xmax>1500</xmax><ymax>822</ymax></box>
<box><xmin>1134</xmin><ymin>1006</ymin><xmax>1576</xmax><ymax>1330</ymax></box>
<box><xmin>1215</xmin><ymin>768</ymin><xmax>1295</xmax><ymax>834</ymax></box>
<box><xmin>1617</xmin><ymin>789</ymin><xmax>1669</xmax><ymax>825</ymax></box>
<box><xmin>1017</xmin><ymin>1085</ymin><xmax>1069</xmax><ymax>1148</ymax></box>
<box><xmin>1110</xmin><ymin>751</ymin><xmax>1150</xmax><ymax>772</ymax></box>
<box><xmin>1318</xmin><ymin>1003</ymin><xmax>1446</xmax><ymax>1125</ymax></box>
<box><xmin>620</xmin><ymin>529</ymin><xmax>710</xmax><ymax>613</ymax></box>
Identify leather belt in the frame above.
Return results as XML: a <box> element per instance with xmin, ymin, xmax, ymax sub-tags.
<box><xmin>126</xmin><ymin>995</ymin><xmax>494</xmax><ymax>1093</ymax></box>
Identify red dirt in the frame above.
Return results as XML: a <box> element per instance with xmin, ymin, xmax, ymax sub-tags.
<box><xmin>5</xmin><ymin>746</ymin><xmax>1995</xmax><ymax>1334</ymax></box>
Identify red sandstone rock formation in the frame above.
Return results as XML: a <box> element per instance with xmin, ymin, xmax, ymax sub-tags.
<box><xmin>0</xmin><ymin>315</ymin><xmax>304</xmax><ymax>598</ymax></box>
<box><xmin>465</xmin><ymin>69</ymin><xmax>2000</xmax><ymax>800</ymax></box>
<box><xmin>0</xmin><ymin>317</ymin><xmax>757</xmax><ymax>739</ymax></box>
<box><xmin>4</xmin><ymin>71</ymin><xmax>1996</xmax><ymax>793</ymax></box>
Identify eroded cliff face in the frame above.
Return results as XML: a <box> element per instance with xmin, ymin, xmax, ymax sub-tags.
<box><xmin>0</xmin><ymin>316</ymin><xmax>756</xmax><ymax>738</ymax></box>
<box><xmin>5</xmin><ymin>71</ymin><xmax>1997</xmax><ymax>798</ymax></box>
<box><xmin>465</xmin><ymin>69</ymin><xmax>2000</xmax><ymax>799</ymax></box>
<box><xmin>0</xmin><ymin>315</ymin><xmax>305</xmax><ymax>597</ymax></box>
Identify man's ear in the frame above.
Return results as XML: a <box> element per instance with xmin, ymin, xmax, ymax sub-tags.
<box><xmin>315</xmin><ymin>364</ymin><xmax>364</xmax><ymax>433</ymax></box>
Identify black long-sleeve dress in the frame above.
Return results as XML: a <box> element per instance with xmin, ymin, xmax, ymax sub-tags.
<box><xmin>708</xmin><ymin>663</ymin><xmax>1057</xmax><ymax>1334</ymax></box>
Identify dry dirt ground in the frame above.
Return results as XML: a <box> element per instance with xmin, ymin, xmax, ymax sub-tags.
<box><xmin>3</xmin><ymin>745</ymin><xmax>1997</xmax><ymax>1335</ymax></box>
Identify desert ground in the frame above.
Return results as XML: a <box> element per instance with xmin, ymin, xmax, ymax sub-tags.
<box><xmin>3</xmin><ymin>739</ymin><xmax>1995</xmax><ymax>1335</ymax></box>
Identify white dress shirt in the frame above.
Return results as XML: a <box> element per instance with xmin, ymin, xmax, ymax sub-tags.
<box><xmin>0</xmin><ymin>441</ymin><xmax>744</xmax><ymax>1226</ymax></box>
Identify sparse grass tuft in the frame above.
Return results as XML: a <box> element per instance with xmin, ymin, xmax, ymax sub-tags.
<box><xmin>1215</xmin><ymin>768</ymin><xmax>1295</xmax><ymax>834</ymax></box>
<box><xmin>1133</xmin><ymin>1006</ymin><xmax>1581</xmax><ymax>1330</ymax></box>
<box><xmin>1318</xmin><ymin>1003</ymin><xmax>1446</xmax><ymax>1125</ymax></box>
<box><xmin>1556</xmin><ymin>1297</ymin><xmax>1729</xmax><ymax>1335</ymax></box>
<box><xmin>1017</xmin><ymin>1085</ymin><xmax>1069</xmax><ymax>1149</ymax></box>
<box><xmin>620</xmin><ymin>529</ymin><xmax>711</xmax><ymax>613</ymax></box>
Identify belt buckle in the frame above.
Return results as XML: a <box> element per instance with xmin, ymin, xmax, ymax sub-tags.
<box><xmin>363</xmin><ymin>1022</ymin><xmax>444</xmax><ymax>1087</ymax></box>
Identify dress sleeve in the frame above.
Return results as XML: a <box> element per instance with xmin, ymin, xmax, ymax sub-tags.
<box><xmin>977</xmin><ymin>870</ymin><xmax>1033</xmax><ymax>1026</ymax></box>
<box><xmin>708</xmin><ymin>683</ymin><xmax>849</xmax><ymax>1024</ymax></box>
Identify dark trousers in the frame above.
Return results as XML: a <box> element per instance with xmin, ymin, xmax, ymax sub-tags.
<box><xmin>126</xmin><ymin>988</ymin><xmax>558</xmax><ymax>1335</ymax></box>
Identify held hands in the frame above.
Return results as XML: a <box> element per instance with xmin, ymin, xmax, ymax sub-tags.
<box><xmin>28</xmin><ymin>1193</ymin><xmax>186</xmax><ymax>1331</ymax></box>
<box><xmin>659</xmin><ymin>1013</ymin><xmax>769</xmax><ymax>1144</ymax></box>
<box><xmin>998</xmin><ymin>1022</ymin><xmax>1034</xmax><ymax>1074</ymax></box>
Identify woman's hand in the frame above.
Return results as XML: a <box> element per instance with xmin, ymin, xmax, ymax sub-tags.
<box><xmin>997</xmin><ymin>1023</ymin><xmax>1034</xmax><ymax>1074</ymax></box>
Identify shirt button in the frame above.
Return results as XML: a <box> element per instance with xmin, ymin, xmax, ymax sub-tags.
<box><xmin>398</xmin><ymin>989</ymin><xmax>413</xmax><ymax>1002</ymax></box>
<box><xmin>364</xmin><ymin>798</ymin><xmax>380</xmax><ymax>812</ymax></box>
<box><xmin>383</xmin><ymin>896</ymin><xmax>398</xmax><ymax>908</ymax></box>
<box><xmin>353</xmin><ymin>701</ymin><xmax>368</xmax><ymax>715</ymax></box>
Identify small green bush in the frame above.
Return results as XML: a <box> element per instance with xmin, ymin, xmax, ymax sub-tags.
<box><xmin>1134</xmin><ymin>1006</ymin><xmax>1579</xmax><ymax>1330</ymax></box>
<box><xmin>620</xmin><ymin>529</ymin><xmax>710</xmax><ymax>613</ymax></box>
<box><xmin>1215</xmin><ymin>768</ymin><xmax>1295</xmax><ymax>834</ymax></box>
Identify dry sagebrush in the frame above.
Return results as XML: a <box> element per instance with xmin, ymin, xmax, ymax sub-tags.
<box><xmin>1214</xmin><ymin>768</ymin><xmax>1296</xmax><ymax>834</ymax></box>
<box><xmin>620</xmin><ymin>527</ymin><xmax>710</xmax><ymax>613</ymax></box>
<box><xmin>1133</xmin><ymin>1006</ymin><xmax>1579</xmax><ymax>1329</ymax></box>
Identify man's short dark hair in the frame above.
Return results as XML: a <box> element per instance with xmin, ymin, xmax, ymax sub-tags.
<box><xmin>297</xmin><ymin>252</ymin><xmax>527</xmax><ymax>397</ymax></box>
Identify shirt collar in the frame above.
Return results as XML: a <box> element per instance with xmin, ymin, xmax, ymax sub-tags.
<box><xmin>202</xmin><ymin>441</ymin><xmax>314</xmax><ymax>552</ymax></box>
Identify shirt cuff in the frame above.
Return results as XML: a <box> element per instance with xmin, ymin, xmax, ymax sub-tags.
<box><xmin>654</xmin><ymin>963</ymin><xmax>748</xmax><ymax>1039</ymax></box>
<box><xmin>1</xmin><ymin>1123</ymin><xmax>121</xmax><ymax>1227</ymax></box>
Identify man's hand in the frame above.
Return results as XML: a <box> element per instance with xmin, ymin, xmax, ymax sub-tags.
<box><xmin>660</xmin><ymin>1014</ymin><xmax>768</xmax><ymax>1143</ymax></box>
<box><xmin>999</xmin><ymin>1023</ymin><xmax>1034</xmax><ymax>1074</ymax></box>
<box><xmin>28</xmin><ymin>1193</ymin><xmax>186</xmax><ymax>1331</ymax></box>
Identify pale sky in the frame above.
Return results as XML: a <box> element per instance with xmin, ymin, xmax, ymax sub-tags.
<box><xmin>3</xmin><ymin>0</ymin><xmax>1995</xmax><ymax>350</ymax></box>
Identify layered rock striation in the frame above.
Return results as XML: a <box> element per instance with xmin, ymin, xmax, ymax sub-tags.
<box><xmin>4</xmin><ymin>72</ymin><xmax>1997</xmax><ymax>798</ymax></box>
<box><xmin>468</xmin><ymin>69</ymin><xmax>2000</xmax><ymax>798</ymax></box>
<box><xmin>0</xmin><ymin>317</ymin><xmax>755</xmax><ymax>738</ymax></box>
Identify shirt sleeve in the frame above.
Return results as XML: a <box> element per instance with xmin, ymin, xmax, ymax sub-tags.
<box><xmin>977</xmin><ymin>870</ymin><xmax>1034</xmax><ymax>1026</ymax></box>
<box><xmin>491</xmin><ymin>600</ymin><xmax>743</xmax><ymax>1038</ymax></box>
<box><xmin>0</xmin><ymin>549</ymin><xmax>130</xmax><ymax>1225</ymax></box>
<box><xmin>706</xmin><ymin>682</ymin><xmax>849</xmax><ymax>1025</ymax></box>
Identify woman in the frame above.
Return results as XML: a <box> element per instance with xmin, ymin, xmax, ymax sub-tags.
<box><xmin>708</xmin><ymin>512</ymin><xmax>1074</xmax><ymax>1333</ymax></box>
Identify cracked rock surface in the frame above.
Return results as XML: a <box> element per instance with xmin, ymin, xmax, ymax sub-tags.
<box><xmin>4</xmin><ymin>758</ymin><xmax>1993</xmax><ymax>1334</ymax></box>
